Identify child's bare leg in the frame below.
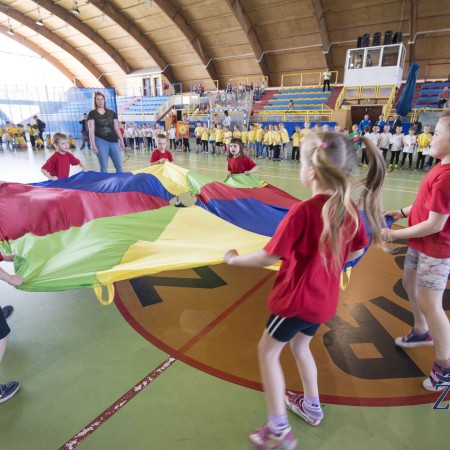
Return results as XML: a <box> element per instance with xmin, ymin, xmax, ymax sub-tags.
<box><xmin>257</xmin><ymin>330</ymin><xmax>288</xmax><ymax>416</ymax></box>
<box><xmin>403</xmin><ymin>268</ymin><xmax>428</xmax><ymax>332</ymax></box>
<box><xmin>0</xmin><ymin>334</ymin><xmax>9</xmax><ymax>364</ymax></box>
<box><xmin>417</xmin><ymin>286</ymin><xmax>450</xmax><ymax>361</ymax></box>
<box><xmin>289</xmin><ymin>332</ymin><xmax>318</xmax><ymax>397</ymax></box>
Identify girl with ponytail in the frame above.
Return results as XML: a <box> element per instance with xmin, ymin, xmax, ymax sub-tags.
<box><xmin>224</xmin><ymin>131</ymin><xmax>386</xmax><ymax>450</ymax></box>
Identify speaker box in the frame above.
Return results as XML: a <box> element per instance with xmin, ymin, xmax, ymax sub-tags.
<box><xmin>372</xmin><ymin>32</ymin><xmax>381</xmax><ymax>46</ymax></box>
<box><xmin>384</xmin><ymin>30</ymin><xmax>393</xmax><ymax>45</ymax></box>
<box><xmin>361</xmin><ymin>33</ymin><xmax>370</xmax><ymax>47</ymax></box>
<box><xmin>176</xmin><ymin>110</ymin><xmax>183</xmax><ymax>121</ymax></box>
<box><xmin>393</xmin><ymin>31</ymin><xmax>403</xmax><ymax>43</ymax></box>
<box><xmin>357</xmin><ymin>36</ymin><xmax>362</xmax><ymax>48</ymax></box>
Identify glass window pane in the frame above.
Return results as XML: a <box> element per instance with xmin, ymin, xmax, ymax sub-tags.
<box><xmin>366</xmin><ymin>49</ymin><xmax>380</xmax><ymax>67</ymax></box>
<box><xmin>348</xmin><ymin>50</ymin><xmax>364</xmax><ymax>69</ymax></box>
<box><xmin>382</xmin><ymin>46</ymin><xmax>399</xmax><ymax>67</ymax></box>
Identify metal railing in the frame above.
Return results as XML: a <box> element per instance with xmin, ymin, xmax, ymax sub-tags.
<box><xmin>280</xmin><ymin>71</ymin><xmax>338</xmax><ymax>88</ymax></box>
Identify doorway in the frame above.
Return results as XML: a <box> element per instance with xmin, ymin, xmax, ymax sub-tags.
<box><xmin>351</xmin><ymin>105</ymin><xmax>383</xmax><ymax>127</ymax></box>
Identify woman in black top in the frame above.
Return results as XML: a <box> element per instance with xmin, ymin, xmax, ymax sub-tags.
<box><xmin>87</xmin><ymin>92</ymin><xmax>125</xmax><ymax>172</ymax></box>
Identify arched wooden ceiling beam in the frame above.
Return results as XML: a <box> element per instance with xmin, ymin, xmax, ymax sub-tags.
<box><xmin>0</xmin><ymin>3</ymin><xmax>110</xmax><ymax>87</ymax></box>
<box><xmin>0</xmin><ymin>23</ymin><xmax>82</xmax><ymax>86</ymax></box>
<box><xmin>311</xmin><ymin>0</ymin><xmax>333</xmax><ymax>70</ymax></box>
<box><xmin>152</xmin><ymin>0</ymin><xmax>218</xmax><ymax>84</ymax></box>
<box><xmin>408</xmin><ymin>0</ymin><xmax>417</xmax><ymax>63</ymax></box>
<box><xmin>88</xmin><ymin>0</ymin><xmax>176</xmax><ymax>84</ymax></box>
<box><xmin>223</xmin><ymin>0</ymin><xmax>271</xmax><ymax>84</ymax></box>
<box><xmin>33</xmin><ymin>0</ymin><xmax>130</xmax><ymax>74</ymax></box>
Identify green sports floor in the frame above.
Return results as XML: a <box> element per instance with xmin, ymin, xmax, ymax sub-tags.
<box><xmin>0</xmin><ymin>143</ymin><xmax>448</xmax><ymax>450</ymax></box>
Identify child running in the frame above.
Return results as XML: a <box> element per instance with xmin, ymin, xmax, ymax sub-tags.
<box><xmin>227</xmin><ymin>138</ymin><xmax>258</xmax><ymax>177</ymax></box>
<box><xmin>41</xmin><ymin>133</ymin><xmax>87</xmax><ymax>180</ymax></box>
<box><xmin>224</xmin><ymin>131</ymin><xmax>386</xmax><ymax>449</ymax></box>
<box><xmin>383</xmin><ymin>111</ymin><xmax>450</xmax><ymax>392</ymax></box>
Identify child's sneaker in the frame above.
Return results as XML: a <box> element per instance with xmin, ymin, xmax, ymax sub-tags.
<box><xmin>395</xmin><ymin>329</ymin><xmax>433</xmax><ymax>348</ymax></box>
<box><xmin>1</xmin><ymin>305</ymin><xmax>14</xmax><ymax>321</ymax></box>
<box><xmin>248</xmin><ymin>423</ymin><xmax>297</xmax><ymax>450</ymax></box>
<box><xmin>422</xmin><ymin>361</ymin><xmax>450</xmax><ymax>391</ymax></box>
<box><xmin>0</xmin><ymin>381</ymin><xmax>20</xmax><ymax>404</ymax></box>
<box><xmin>284</xmin><ymin>392</ymin><xmax>323</xmax><ymax>426</ymax></box>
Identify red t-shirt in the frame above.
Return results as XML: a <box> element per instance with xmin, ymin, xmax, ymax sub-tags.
<box><xmin>150</xmin><ymin>150</ymin><xmax>173</xmax><ymax>163</ymax></box>
<box><xmin>264</xmin><ymin>195</ymin><xmax>368</xmax><ymax>323</ymax></box>
<box><xmin>408</xmin><ymin>163</ymin><xmax>450</xmax><ymax>258</ymax></box>
<box><xmin>228</xmin><ymin>155</ymin><xmax>256</xmax><ymax>174</ymax></box>
<box><xmin>41</xmin><ymin>152</ymin><xmax>81</xmax><ymax>179</ymax></box>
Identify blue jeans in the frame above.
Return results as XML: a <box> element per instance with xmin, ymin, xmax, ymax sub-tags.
<box><xmin>95</xmin><ymin>137</ymin><xmax>123</xmax><ymax>173</ymax></box>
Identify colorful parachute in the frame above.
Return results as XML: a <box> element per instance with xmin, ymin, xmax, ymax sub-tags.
<box><xmin>0</xmin><ymin>163</ymin><xmax>384</xmax><ymax>303</ymax></box>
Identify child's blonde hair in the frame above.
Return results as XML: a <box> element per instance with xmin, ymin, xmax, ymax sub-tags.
<box><xmin>52</xmin><ymin>133</ymin><xmax>67</xmax><ymax>145</ymax></box>
<box><xmin>302</xmin><ymin>131</ymin><xmax>386</xmax><ymax>273</ymax></box>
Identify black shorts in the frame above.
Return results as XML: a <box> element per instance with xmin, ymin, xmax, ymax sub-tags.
<box><xmin>196</xmin><ymin>137</ymin><xmax>201</xmax><ymax>145</ymax></box>
<box><xmin>216</xmin><ymin>142</ymin><xmax>223</xmax><ymax>147</ymax></box>
<box><xmin>0</xmin><ymin>307</ymin><xmax>11</xmax><ymax>340</ymax></box>
<box><xmin>266</xmin><ymin>314</ymin><xmax>320</xmax><ymax>342</ymax></box>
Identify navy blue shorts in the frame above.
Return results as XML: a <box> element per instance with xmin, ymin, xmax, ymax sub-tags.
<box><xmin>0</xmin><ymin>307</ymin><xmax>11</xmax><ymax>340</ymax></box>
<box><xmin>266</xmin><ymin>314</ymin><xmax>320</xmax><ymax>342</ymax></box>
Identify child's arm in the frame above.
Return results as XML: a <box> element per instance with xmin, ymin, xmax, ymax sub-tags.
<box><xmin>224</xmin><ymin>249</ymin><xmax>280</xmax><ymax>268</ymax></box>
<box><xmin>79</xmin><ymin>161</ymin><xmax>88</xmax><ymax>172</ymax></box>
<box><xmin>244</xmin><ymin>165</ymin><xmax>258</xmax><ymax>175</ymax></box>
<box><xmin>384</xmin><ymin>205</ymin><xmax>413</xmax><ymax>222</ymax></box>
<box><xmin>0</xmin><ymin>267</ymin><xmax>23</xmax><ymax>286</ymax></box>
<box><xmin>386</xmin><ymin>211</ymin><xmax>449</xmax><ymax>241</ymax></box>
<box><xmin>41</xmin><ymin>168</ymin><xmax>57</xmax><ymax>181</ymax></box>
<box><xmin>0</xmin><ymin>254</ymin><xmax>23</xmax><ymax>286</ymax></box>
<box><xmin>150</xmin><ymin>158</ymin><xmax>167</xmax><ymax>166</ymax></box>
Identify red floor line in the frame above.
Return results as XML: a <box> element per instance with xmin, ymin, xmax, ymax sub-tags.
<box><xmin>178</xmin><ymin>271</ymin><xmax>276</xmax><ymax>353</ymax></box>
<box><xmin>59</xmin><ymin>357</ymin><xmax>176</xmax><ymax>450</ymax></box>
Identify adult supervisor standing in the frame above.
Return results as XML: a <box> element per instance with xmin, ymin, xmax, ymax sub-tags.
<box><xmin>88</xmin><ymin>92</ymin><xmax>124</xmax><ymax>172</ymax></box>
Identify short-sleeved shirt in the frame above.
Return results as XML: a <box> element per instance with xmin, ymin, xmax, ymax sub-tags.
<box><xmin>408</xmin><ymin>163</ymin><xmax>450</xmax><ymax>258</ymax></box>
<box><xmin>227</xmin><ymin>155</ymin><xmax>256</xmax><ymax>174</ymax></box>
<box><xmin>264</xmin><ymin>195</ymin><xmax>368</xmax><ymax>322</ymax></box>
<box><xmin>41</xmin><ymin>151</ymin><xmax>80</xmax><ymax>178</ymax></box>
<box><xmin>87</xmin><ymin>109</ymin><xmax>118</xmax><ymax>143</ymax></box>
<box><xmin>150</xmin><ymin>150</ymin><xmax>173</xmax><ymax>163</ymax></box>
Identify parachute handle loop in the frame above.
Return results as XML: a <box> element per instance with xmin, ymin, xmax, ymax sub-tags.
<box><xmin>93</xmin><ymin>284</ymin><xmax>115</xmax><ymax>305</ymax></box>
<box><xmin>340</xmin><ymin>267</ymin><xmax>352</xmax><ymax>290</ymax></box>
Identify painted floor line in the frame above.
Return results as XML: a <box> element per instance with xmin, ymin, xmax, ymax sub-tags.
<box><xmin>59</xmin><ymin>271</ymin><xmax>275</xmax><ymax>449</ymax></box>
<box><xmin>59</xmin><ymin>357</ymin><xmax>176</xmax><ymax>450</ymax></box>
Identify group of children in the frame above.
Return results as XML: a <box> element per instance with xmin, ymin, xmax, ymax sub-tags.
<box><xmin>0</xmin><ymin>121</ymin><xmax>78</xmax><ymax>151</ymax></box>
<box><xmin>121</xmin><ymin>123</ymin><xmax>167</xmax><ymax>151</ymax></box>
<box><xmin>350</xmin><ymin>123</ymin><xmax>436</xmax><ymax>172</ymax></box>
<box><xmin>2</xmin><ymin>115</ymin><xmax>450</xmax><ymax>450</ymax></box>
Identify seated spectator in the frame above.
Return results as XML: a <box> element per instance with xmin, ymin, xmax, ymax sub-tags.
<box><xmin>438</xmin><ymin>86</ymin><xmax>449</xmax><ymax>108</ymax></box>
<box><xmin>288</xmin><ymin>99</ymin><xmax>296</xmax><ymax>110</ymax></box>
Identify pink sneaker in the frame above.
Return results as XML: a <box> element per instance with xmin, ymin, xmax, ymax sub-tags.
<box><xmin>284</xmin><ymin>392</ymin><xmax>323</xmax><ymax>426</ymax></box>
<box><xmin>422</xmin><ymin>361</ymin><xmax>450</xmax><ymax>392</ymax></box>
<box><xmin>248</xmin><ymin>423</ymin><xmax>297</xmax><ymax>450</ymax></box>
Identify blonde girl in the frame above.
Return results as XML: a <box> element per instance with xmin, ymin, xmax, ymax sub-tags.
<box><xmin>224</xmin><ymin>132</ymin><xmax>386</xmax><ymax>449</ymax></box>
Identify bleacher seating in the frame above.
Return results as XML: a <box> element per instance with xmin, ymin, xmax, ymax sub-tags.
<box><xmin>119</xmin><ymin>96</ymin><xmax>171</xmax><ymax>115</ymax></box>
<box><xmin>263</xmin><ymin>87</ymin><xmax>332</xmax><ymax>112</ymax></box>
<box><xmin>415</xmin><ymin>81</ymin><xmax>450</xmax><ymax>108</ymax></box>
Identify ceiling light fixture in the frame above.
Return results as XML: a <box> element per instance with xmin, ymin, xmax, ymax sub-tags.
<box><xmin>7</xmin><ymin>15</ymin><xmax>14</xmax><ymax>35</ymax></box>
<box><xmin>70</xmin><ymin>1</ymin><xmax>80</xmax><ymax>15</ymax></box>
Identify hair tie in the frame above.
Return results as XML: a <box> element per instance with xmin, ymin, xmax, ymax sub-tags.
<box><xmin>319</xmin><ymin>142</ymin><xmax>328</xmax><ymax>149</ymax></box>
